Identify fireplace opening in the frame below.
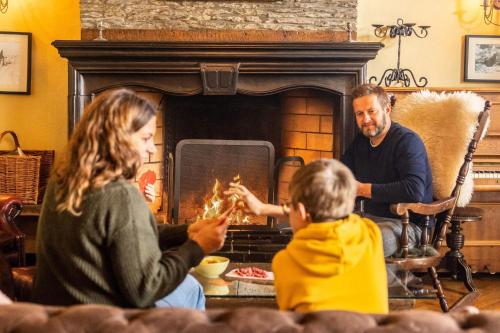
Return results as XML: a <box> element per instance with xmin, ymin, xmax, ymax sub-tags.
<box><xmin>137</xmin><ymin>88</ymin><xmax>337</xmax><ymax>224</ymax></box>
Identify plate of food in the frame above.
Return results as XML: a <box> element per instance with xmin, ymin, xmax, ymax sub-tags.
<box><xmin>225</xmin><ymin>266</ymin><xmax>274</xmax><ymax>285</ymax></box>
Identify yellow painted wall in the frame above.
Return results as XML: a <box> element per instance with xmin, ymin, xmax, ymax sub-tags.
<box><xmin>358</xmin><ymin>0</ymin><xmax>500</xmax><ymax>88</ymax></box>
<box><xmin>0</xmin><ymin>1</ymin><xmax>498</xmax><ymax>158</ymax></box>
<box><xmin>0</xmin><ymin>0</ymin><xmax>80</xmax><ymax>155</ymax></box>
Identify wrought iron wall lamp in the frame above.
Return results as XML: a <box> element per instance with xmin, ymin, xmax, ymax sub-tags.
<box><xmin>0</xmin><ymin>0</ymin><xmax>8</xmax><ymax>14</ymax></box>
<box><xmin>482</xmin><ymin>0</ymin><xmax>500</xmax><ymax>26</ymax></box>
<box><xmin>369</xmin><ymin>18</ymin><xmax>430</xmax><ymax>87</ymax></box>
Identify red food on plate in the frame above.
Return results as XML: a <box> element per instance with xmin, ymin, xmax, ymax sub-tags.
<box><xmin>234</xmin><ymin>267</ymin><xmax>268</xmax><ymax>279</ymax></box>
<box><xmin>139</xmin><ymin>170</ymin><xmax>156</xmax><ymax>193</ymax></box>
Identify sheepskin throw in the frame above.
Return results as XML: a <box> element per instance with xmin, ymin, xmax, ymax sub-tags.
<box><xmin>392</xmin><ymin>91</ymin><xmax>487</xmax><ymax>207</ymax></box>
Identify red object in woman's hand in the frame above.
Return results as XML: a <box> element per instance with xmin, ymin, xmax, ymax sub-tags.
<box><xmin>139</xmin><ymin>170</ymin><xmax>156</xmax><ymax>193</ymax></box>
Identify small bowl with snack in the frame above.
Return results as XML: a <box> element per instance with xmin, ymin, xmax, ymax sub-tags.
<box><xmin>194</xmin><ymin>256</ymin><xmax>230</xmax><ymax>278</ymax></box>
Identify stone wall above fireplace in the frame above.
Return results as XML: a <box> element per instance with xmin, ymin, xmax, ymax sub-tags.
<box><xmin>81</xmin><ymin>0</ymin><xmax>357</xmax><ymax>32</ymax></box>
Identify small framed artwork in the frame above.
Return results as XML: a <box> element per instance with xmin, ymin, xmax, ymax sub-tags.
<box><xmin>0</xmin><ymin>31</ymin><xmax>32</xmax><ymax>94</ymax></box>
<box><xmin>464</xmin><ymin>35</ymin><xmax>500</xmax><ymax>83</ymax></box>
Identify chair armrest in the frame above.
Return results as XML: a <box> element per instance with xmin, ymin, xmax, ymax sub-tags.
<box><xmin>0</xmin><ymin>195</ymin><xmax>23</xmax><ymax>224</ymax></box>
<box><xmin>389</xmin><ymin>197</ymin><xmax>456</xmax><ymax>259</ymax></box>
<box><xmin>390</xmin><ymin>197</ymin><xmax>456</xmax><ymax>217</ymax></box>
<box><xmin>0</xmin><ymin>195</ymin><xmax>25</xmax><ymax>267</ymax></box>
<box><xmin>0</xmin><ymin>195</ymin><xmax>23</xmax><ymax>236</ymax></box>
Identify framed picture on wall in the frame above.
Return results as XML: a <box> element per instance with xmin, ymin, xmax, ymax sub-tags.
<box><xmin>464</xmin><ymin>35</ymin><xmax>500</xmax><ymax>83</ymax></box>
<box><xmin>0</xmin><ymin>31</ymin><xmax>32</xmax><ymax>94</ymax></box>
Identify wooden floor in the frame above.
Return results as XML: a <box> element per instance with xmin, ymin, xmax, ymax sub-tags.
<box><xmin>414</xmin><ymin>274</ymin><xmax>500</xmax><ymax>311</ymax></box>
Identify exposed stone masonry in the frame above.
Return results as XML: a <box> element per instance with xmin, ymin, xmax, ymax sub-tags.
<box><xmin>80</xmin><ymin>0</ymin><xmax>357</xmax><ymax>31</ymax></box>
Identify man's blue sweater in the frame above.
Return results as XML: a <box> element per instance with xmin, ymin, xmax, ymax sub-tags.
<box><xmin>341</xmin><ymin>122</ymin><xmax>433</xmax><ymax>225</ymax></box>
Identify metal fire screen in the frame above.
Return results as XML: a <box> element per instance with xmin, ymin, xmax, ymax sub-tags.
<box><xmin>174</xmin><ymin>139</ymin><xmax>274</xmax><ymax>226</ymax></box>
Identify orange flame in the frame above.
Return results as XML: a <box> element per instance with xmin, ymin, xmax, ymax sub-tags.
<box><xmin>196</xmin><ymin>174</ymin><xmax>250</xmax><ymax>224</ymax></box>
<box><xmin>202</xmin><ymin>178</ymin><xmax>223</xmax><ymax>220</ymax></box>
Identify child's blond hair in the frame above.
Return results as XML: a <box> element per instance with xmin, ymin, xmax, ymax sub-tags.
<box><xmin>289</xmin><ymin>159</ymin><xmax>356</xmax><ymax>221</ymax></box>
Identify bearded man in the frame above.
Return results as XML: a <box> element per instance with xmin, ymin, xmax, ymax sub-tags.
<box><xmin>341</xmin><ymin>84</ymin><xmax>433</xmax><ymax>257</ymax></box>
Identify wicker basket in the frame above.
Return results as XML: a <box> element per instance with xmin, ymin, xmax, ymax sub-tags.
<box><xmin>0</xmin><ymin>149</ymin><xmax>55</xmax><ymax>204</ymax></box>
<box><xmin>0</xmin><ymin>131</ymin><xmax>41</xmax><ymax>204</ymax></box>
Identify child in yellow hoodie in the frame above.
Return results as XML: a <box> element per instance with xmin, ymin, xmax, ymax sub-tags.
<box><xmin>226</xmin><ymin>159</ymin><xmax>388</xmax><ymax>313</ymax></box>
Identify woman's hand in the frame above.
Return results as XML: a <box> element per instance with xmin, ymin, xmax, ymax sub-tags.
<box><xmin>144</xmin><ymin>183</ymin><xmax>156</xmax><ymax>202</ymax></box>
<box><xmin>187</xmin><ymin>219</ymin><xmax>203</xmax><ymax>238</ymax></box>
<box><xmin>224</xmin><ymin>183</ymin><xmax>264</xmax><ymax>216</ymax></box>
<box><xmin>189</xmin><ymin>207</ymin><xmax>233</xmax><ymax>254</ymax></box>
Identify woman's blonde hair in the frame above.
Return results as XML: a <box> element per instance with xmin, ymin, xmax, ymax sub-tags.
<box><xmin>54</xmin><ymin>88</ymin><xmax>157</xmax><ymax>215</ymax></box>
<box><xmin>289</xmin><ymin>159</ymin><xmax>356</xmax><ymax>221</ymax></box>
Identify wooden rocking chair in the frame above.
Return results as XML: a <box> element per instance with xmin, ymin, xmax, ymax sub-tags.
<box><xmin>387</xmin><ymin>92</ymin><xmax>490</xmax><ymax>312</ymax></box>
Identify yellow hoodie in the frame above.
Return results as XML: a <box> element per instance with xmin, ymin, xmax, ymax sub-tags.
<box><xmin>272</xmin><ymin>214</ymin><xmax>388</xmax><ymax>314</ymax></box>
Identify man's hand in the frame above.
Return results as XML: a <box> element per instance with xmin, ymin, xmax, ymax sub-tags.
<box><xmin>356</xmin><ymin>181</ymin><xmax>372</xmax><ymax>198</ymax></box>
<box><xmin>224</xmin><ymin>183</ymin><xmax>264</xmax><ymax>216</ymax></box>
<box><xmin>189</xmin><ymin>207</ymin><xmax>233</xmax><ymax>254</ymax></box>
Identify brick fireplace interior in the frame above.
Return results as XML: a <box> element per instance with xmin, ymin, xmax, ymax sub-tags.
<box><xmin>136</xmin><ymin>88</ymin><xmax>337</xmax><ymax>222</ymax></box>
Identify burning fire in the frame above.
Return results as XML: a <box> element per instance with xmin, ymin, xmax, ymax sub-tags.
<box><xmin>200</xmin><ymin>178</ymin><xmax>223</xmax><ymax>220</ymax></box>
<box><xmin>196</xmin><ymin>175</ymin><xmax>250</xmax><ymax>224</ymax></box>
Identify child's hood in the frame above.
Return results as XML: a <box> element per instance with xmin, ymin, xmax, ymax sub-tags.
<box><xmin>285</xmin><ymin>214</ymin><xmax>380</xmax><ymax>277</ymax></box>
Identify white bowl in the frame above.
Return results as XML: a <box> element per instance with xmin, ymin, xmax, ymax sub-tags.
<box><xmin>194</xmin><ymin>256</ymin><xmax>230</xmax><ymax>278</ymax></box>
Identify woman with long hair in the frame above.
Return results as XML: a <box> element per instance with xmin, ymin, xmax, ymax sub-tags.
<box><xmin>32</xmin><ymin>88</ymin><xmax>229</xmax><ymax>309</ymax></box>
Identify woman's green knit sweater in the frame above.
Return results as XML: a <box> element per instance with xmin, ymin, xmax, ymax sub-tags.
<box><xmin>32</xmin><ymin>180</ymin><xmax>204</xmax><ymax>308</ymax></box>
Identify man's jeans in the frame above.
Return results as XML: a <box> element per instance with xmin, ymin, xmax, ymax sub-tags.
<box><xmin>363</xmin><ymin>213</ymin><xmax>422</xmax><ymax>258</ymax></box>
<box><xmin>155</xmin><ymin>274</ymin><xmax>205</xmax><ymax>310</ymax></box>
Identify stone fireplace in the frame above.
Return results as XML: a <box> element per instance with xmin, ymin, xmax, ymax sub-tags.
<box><xmin>54</xmin><ymin>40</ymin><xmax>382</xmax><ymax>260</ymax></box>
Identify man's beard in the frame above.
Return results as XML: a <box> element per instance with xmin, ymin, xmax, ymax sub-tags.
<box><xmin>361</xmin><ymin>114</ymin><xmax>386</xmax><ymax>138</ymax></box>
